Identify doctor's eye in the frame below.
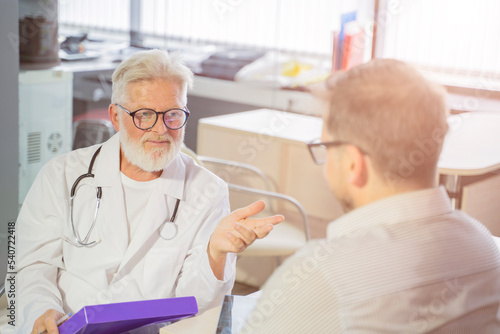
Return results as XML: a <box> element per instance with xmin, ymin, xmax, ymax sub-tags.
<box><xmin>166</xmin><ymin>110</ymin><xmax>182</xmax><ymax>119</ymax></box>
<box><xmin>136</xmin><ymin>109</ymin><xmax>156</xmax><ymax>120</ymax></box>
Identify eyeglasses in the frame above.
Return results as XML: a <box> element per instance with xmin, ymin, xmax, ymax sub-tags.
<box><xmin>116</xmin><ymin>104</ymin><xmax>190</xmax><ymax>130</ymax></box>
<box><xmin>307</xmin><ymin>139</ymin><xmax>368</xmax><ymax>165</ymax></box>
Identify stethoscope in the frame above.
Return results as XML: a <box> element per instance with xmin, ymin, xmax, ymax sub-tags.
<box><xmin>65</xmin><ymin>146</ymin><xmax>181</xmax><ymax>247</ymax></box>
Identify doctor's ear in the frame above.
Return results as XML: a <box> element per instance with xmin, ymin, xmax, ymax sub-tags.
<box><xmin>109</xmin><ymin>104</ymin><xmax>120</xmax><ymax>132</ymax></box>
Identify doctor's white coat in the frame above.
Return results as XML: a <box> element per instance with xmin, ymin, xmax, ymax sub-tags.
<box><xmin>13</xmin><ymin>134</ymin><xmax>236</xmax><ymax>333</ymax></box>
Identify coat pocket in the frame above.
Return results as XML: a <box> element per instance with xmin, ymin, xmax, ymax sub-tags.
<box><xmin>142</xmin><ymin>247</ymin><xmax>184</xmax><ymax>298</ymax></box>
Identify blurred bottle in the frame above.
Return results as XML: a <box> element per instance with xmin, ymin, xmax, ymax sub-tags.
<box><xmin>19</xmin><ymin>0</ymin><xmax>60</xmax><ymax>65</ymax></box>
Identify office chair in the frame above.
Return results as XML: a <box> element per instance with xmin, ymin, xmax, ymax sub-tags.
<box><xmin>72</xmin><ymin>108</ymin><xmax>116</xmax><ymax>150</ymax></box>
<box><xmin>197</xmin><ymin>156</ymin><xmax>310</xmax><ymax>254</ymax></box>
<box><xmin>73</xmin><ymin>119</ymin><xmax>116</xmax><ymax>150</ymax></box>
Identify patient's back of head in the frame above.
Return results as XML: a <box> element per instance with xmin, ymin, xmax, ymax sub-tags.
<box><xmin>324</xmin><ymin>59</ymin><xmax>449</xmax><ymax>188</ymax></box>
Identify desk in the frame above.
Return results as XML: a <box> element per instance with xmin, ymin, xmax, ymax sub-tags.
<box><xmin>438</xmin><ymin>111</ymin><xmax>500</xmax><ymax>234</ymax></box>
<box><xmin>160</xmin><ymin>305</ymin><xmax>222</xmax><ymax>334</ymax></box>
<box><xmin>161</xmin><ymin>292</ymin><xmax>262</xmax><ymax>334</ymax></box>
<box><xmin>438</xmin><ymin>111</ymin><xmax>500</xmax><ymax>176</ymax></box>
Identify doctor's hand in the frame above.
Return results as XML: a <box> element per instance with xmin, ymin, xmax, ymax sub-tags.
<box><xmin>31</xmin><ymin>309</ymin><xmax>65</xmax><ymax>334</ymax></box>
<box><xmin>207</xmin><ymin>201</ymin><xmax>284</xmax><ymax>279</ymax></box>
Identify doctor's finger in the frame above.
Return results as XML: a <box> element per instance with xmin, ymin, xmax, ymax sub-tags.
<box><xmin>226</xmin><ymin>231</ymin><xmax>248</xmax><ymax>253</ymax></box>
<box><xmin>44</xmin><ymin>322</ymin><xmax>60</xmax><ymax>334</ymax></box>
<box><xmin>234</xmin><ymin>220</ymin><xmax>275</xmax><ymax>241</ymax></box>
<box><xmin>43</xmin><ymin>315</ymin><xmax>60</xmax><ymax>334</ymax></box>
<box><xmin>233</xmin><ymin>222</ymin><xmax>258</xmax><ymax>243</ymax></box>
<box><xmin>36</xmin><ymin>309</ymin><xmax>63</xmax><ymax>334</ymax></box>
<box><xmin>230</xmin><ymin>201</ymin><xmax>266</xmax><ymax>221</ymax></box>
<box><xmin>242</xmin><ymin>214</ymin><xmax>284</xmax><ymax>229</ymax></box>
<box><xmin>252</xmin><ymin>223</ymin><xmax>277</xmax><ymax>239</ymax></box>
<box><xmin>31</xmin><ymin>315</ymin><xmax>46</xmax><ymax>334</ymax></box>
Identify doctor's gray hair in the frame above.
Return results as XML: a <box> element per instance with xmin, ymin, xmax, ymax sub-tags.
<box><xmin>111</xmin><ymin>49</ymin><xmax>194</xmax><ymax>105</ymax></box>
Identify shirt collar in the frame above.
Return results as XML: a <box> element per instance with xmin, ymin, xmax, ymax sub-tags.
<box><xmin>157</xmin><ymin>152</ymin><xmax>185</xmax><ymax>200</ymax></box>
<box><xmin>327</xmin><ymin>186</ymin><xmax>453</xmax><ymax>240</ymax></box>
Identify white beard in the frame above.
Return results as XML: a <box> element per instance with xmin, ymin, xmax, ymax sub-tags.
<box><xmin>118</xmin><ymin>116</ymin><xmax>184</xmax><ymax>172</ymax></box>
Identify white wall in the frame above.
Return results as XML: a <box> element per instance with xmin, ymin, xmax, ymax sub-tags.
<box><xmin>0</xmin><ymin>0</ymin><xmax>19</xmax><ymax>284</ymax></box>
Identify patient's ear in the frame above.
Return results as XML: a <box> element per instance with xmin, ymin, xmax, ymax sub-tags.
<box><xmin>109</xmin><ymin>104</ymin><xmax>120</xmax><ymax>132</ymax></box>
<box><xmin>346</xmin><ymin>145</ymin><xmax>368</xmax><ymax>188</ymax></box>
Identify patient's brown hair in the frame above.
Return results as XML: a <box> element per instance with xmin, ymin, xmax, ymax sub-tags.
<box><xmin>324</xmin><ymin>59</ymin><xmax>449</xmax><ymax>185</ymax></box>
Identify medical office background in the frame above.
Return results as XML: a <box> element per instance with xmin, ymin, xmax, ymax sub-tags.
<box><xmin>1</xmin><ymin>0</ymin><xmax>500</xmax><ymax>286</ymax></box>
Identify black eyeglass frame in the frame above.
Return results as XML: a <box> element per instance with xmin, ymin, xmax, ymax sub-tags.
<box><xmin>307</xmin><ymin>140</ymin><xmax>369</xmax><ymax>165</ymax></box>
<box><xmin>115</xmin><ymin>103</ymin><xmax>190</xmax><ymax>130</ymax></box>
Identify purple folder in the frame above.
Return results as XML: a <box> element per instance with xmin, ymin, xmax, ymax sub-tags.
<box><xmin>58</xmin><ymin>296</ymin><xmax>198</xmax><ymax>334</ymax></box>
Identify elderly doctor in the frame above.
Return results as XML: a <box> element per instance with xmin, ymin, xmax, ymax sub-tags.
<box><xmin>12</xmin><ymin>49</ymin><xmax>283</xmax><ymax>334</ymax></box>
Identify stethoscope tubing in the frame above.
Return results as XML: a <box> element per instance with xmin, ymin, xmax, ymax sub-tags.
<box><xmin>67</xmin><ymin>146</ymin><xmax>181</xmax><ymax>246</ymax></box>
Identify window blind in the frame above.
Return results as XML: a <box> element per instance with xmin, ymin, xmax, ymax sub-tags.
<box><xmin>59</xmin><ymin>0</ymin><xmax>351</xmax><ymax>57</ymax></box>
<box><xmin>140</xmin><ymin>0</ymin><xmax>344</xmax><ymax>56</ymax></box>
<box><xmin>380</xmin><ymin>0</ymin><xmax>500</xmax><ymax>76</ymax></box>
<box><xmin>59</xmin><ymin>0</ymin><xmax>131</xmax><ymax>33</ymax></box>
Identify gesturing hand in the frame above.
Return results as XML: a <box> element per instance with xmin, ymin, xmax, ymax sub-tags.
<box><xmin>207</xmin><ymin>201</ymin><xmax>284</xmax><ymax>279</ymax></box>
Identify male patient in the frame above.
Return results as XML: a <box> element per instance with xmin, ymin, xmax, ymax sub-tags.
<box><xmin>240</xmin><ymin>59</ymin><xmax>500</xmax><ymax>333</ymax></box>
<box><xmin>10</xmin><ymin>49</ymin><xmax>283</xmax><ymax>334</ymax></box>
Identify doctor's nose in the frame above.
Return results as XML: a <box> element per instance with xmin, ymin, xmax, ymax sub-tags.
<box><xmin>151</xmin><ymin>115</ymin><xmax>169</xmax><ymax>134</ymax></box>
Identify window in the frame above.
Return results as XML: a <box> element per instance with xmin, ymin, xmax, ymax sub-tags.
<box><xmin>138</xmin><ymin>0</ymin><xmax>344</xmax><ymax>56</ymax></box>
<box><xmin>59</xmin><ymin>0</ymin><xmax>500</xmax><ymax>88</ymax></box>
<box><xmin>59</xmin><ymin>0</ymin><xmax>130</xmax><ymax>34</ymax></box>
<box><xmin>377</xmin><ymin>0</ymin><xmax>500</xmax><ymax>77</ymax></box>
<box><xmin>59</xmin><ymin>0</ymin><xmax>373</xmax><ymax>57</ymax></box>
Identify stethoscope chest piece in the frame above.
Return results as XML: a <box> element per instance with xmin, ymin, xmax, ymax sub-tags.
<box><xmin>160</xmin><ymin>222</ymin><xmax>178</xmax><ymax>240</ymax></box>
<box><xmin>159</xmin><ymin>198</ymin><xmax>181</xmax><ymax>240</ymax></box>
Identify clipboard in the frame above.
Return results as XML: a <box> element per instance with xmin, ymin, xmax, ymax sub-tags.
<box><xmin>58</xmin><ymin>296</ymin><xmax>198</xmax><ymax>334</ymax></box>
<box><xmin>215</xmin><ymin>292</ymin><xmax>262</xmax><ymax>334</ymax></box>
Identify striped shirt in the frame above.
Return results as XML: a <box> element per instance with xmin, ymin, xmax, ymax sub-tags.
<box><xmin>239</xmin><ymin>186</ymin><xmax>500</xmax><ymax>333</ymax></box>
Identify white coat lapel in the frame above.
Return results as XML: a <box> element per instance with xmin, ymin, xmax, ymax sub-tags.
<box><xmin>92</xmin><ymin>134</ymin><xmax>130</xmax><ymax>268</ymax></box>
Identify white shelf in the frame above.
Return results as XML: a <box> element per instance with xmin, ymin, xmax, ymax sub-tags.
<box><xmin>189</xmin><ymin>76</ymin><xmax>317</xmax><ymax>115</ymax></box>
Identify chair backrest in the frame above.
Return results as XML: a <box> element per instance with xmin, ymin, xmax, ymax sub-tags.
<box><xmin>188</xmin><ymin>149</ymin><xmax>311</xmax><ymax>288</ymax></box>
<box><xmin>180</xmin><ymin>144</ymin><xmax>204</xmax><ymax>166</ymax></box>
<box><xmin>73</xmin><ymin>119</ymin><xmax>116</xmax><ymax>150</ymax></box>
<box><xmin>196</xmin><ymin>154</ymin><xmax>310</xmax><ymax>241</ymax></box>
